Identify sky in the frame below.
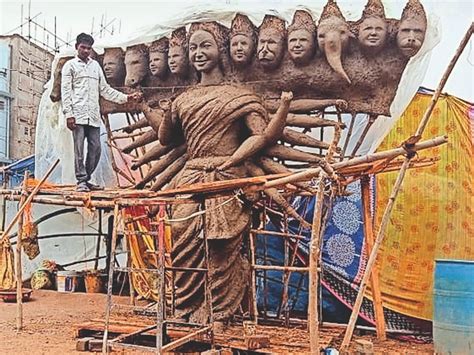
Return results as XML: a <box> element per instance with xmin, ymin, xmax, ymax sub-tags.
<box><xmin>0</xmin><ymin>0</ymin><xmax>473</xmax><ymax>101</ymax></box>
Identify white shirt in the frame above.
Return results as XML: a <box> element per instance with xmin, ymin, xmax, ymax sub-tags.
<box><xmin>61</xmin><ymin>56</ymin><xmax>128</xmax><ymax>127</ymax></box>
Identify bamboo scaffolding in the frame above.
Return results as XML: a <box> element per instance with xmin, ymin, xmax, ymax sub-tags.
<box><xmin>16</xmin><ymin>172</ymin><xmax>29</xmax><ymax>331</ymax></box>
<box><xmin>264</xmin><ymin>135</ymin><xmax>447</xmax><ymax>189</ymax></box>
<box><xmin>340</xmin><ymin>22</ymin><xmax>474</xmax><ymax>351</ymax></box>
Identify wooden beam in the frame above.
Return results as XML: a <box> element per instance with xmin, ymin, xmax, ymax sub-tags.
<box><xmin>361</xmin><ymin>176</ymin><xmax>386</xmax><ymax>340</ymax></box>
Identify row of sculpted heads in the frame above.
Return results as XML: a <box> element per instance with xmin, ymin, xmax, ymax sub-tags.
<box><xmin>101</xmin><ymin>0</ymin><xmax>427</xmax><ymax>88</ymax></box>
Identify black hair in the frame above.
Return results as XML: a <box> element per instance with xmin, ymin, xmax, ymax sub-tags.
<box><xmin>76</xmin><ymin>33</ymin><xmax>94</xmax><ymax>47</ymax></box>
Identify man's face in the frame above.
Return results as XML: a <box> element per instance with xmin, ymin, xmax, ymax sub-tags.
<box><xmin>103</xmin><ymin>52</ymin><xmax>124</xmax><ymax>82</ymax></box>
<box><xmin>257</xmin><ymin>29</ymin><xmax>285</xmax><ymax>70</ymax></box>
<box><xmin>168</xmin><ymin>47</ymin><xmax>188</xmax><ymax>76</ymax></box>
<box><xmin>288</xmin><ymin>29</ymin><xmax>315</xmax><ymax>65</ymax></box>
<box><xmin>76</xmin><ymin>42</ymin><xmax>92</xmax><ymax>61</ymax></box>
<box><xmin>149</xmin><ymin>51</ymin><xmax>168</xmax><ymax>77</ymax></box>
<box><xmin>358</xmin><ymin>17</ymin><xmax>387</xmax><ymax>51</ymax></box>
<box><xmin>230</xmin><ymin>34</ymin><xmax>254</xmax><ymax>66</ymax></box>
<box><xmin>397</xmin><ymin>18</ymin><xmax>426</xmax><ymax>57</ymax></box>
<box><xmin>189</xmin><ymin>30</ymin><xmax>220</xmax><ymax>74</ymax></box>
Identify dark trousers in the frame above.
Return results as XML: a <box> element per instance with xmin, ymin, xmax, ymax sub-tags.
<box><xmin>72</xmin><ymin>124</ymin><xmax>101</xmax><ymax>184</ymax></box>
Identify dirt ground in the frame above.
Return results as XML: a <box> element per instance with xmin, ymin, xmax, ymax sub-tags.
<box><xmin>0</xmin><ymin>290</ymin><xmax>434</xmax><ymax>354</ymax></box>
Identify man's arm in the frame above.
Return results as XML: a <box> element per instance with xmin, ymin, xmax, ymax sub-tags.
<box><xmin>61</xmin><ymin>61</ymin><xmax>76</xmax><ymax>130</ymax></box>
<box><xmin>98</xmin><ymin>64</ymin><xmax>129</xmax><ymax>104</ymax></box>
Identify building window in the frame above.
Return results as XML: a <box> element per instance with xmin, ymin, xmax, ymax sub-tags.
<box><xmin>0</xmin><ymin>100</ymin><xmax>5</xmax><ymax>111</ymax></box>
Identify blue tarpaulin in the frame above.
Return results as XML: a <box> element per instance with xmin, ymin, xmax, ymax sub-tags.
<box><xmin>0</xmin><ymin>154</ymin><xmax>35</xmax><ymax>188</ymax></box>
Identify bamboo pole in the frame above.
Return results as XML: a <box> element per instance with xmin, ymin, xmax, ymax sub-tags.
<box><xmin>2</xmin><ymin>159</ymin><xmax>60</xmax><ymax>242</ymax></box>
<box><xmin>340</xmin><ymin>23</ymin><xmax>474</xmax><ymax>351</ymax></box>
<box><xmin>264</xmin><ymin>135</ymin><xmax>447</xmax><ymax>188</ymax></box>
<box><xmin>308</xmin><ymin>176</ymin><xmax>326</xmax><ymax>354</ymax></box>
<box><xmin>16</xmin><ymin>171</ymin><xmax>29</xmax><ymax>331</ymax></box>
<box><xmin>102</xmin><ymin>203</ymin><xmax>120</xmax><ymax>354</ymax></box>
<box><xmin>360</xmin><ymin>176</ymin><xmax>386</xmax><ymax>340</ymax></box>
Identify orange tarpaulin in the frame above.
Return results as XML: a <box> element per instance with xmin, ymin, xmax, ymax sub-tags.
<box><xmin>375</xmin><ymin>91</ymin><xmax>474</xmax><ymax>320</ymax></box>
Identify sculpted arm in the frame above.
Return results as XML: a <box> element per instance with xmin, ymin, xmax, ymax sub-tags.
<box><xmin>218</xmin><ymin>91</ymin><xmax>292</xmax><ymax>170</ymax></box>
<box><xmin>158</xmin><ymin>101</ymin><xmax>176</xmax><ymax>145</ymax></box>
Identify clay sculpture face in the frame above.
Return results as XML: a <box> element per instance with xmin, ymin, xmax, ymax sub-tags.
<box><xmin>168</xmin><ymin>47</ymin><xmax>188</xmax><ymax>76</ymax></box>
<box><xmin>124</xmin><ymin>45</ymin><xmax>149</xmax><ymax>87</ymax></box>
<box><xmin>103</xmin><ymin>48</ymin><xmax>125</xmax><ymax>86</ymax></box>
<box><xmin>189</xmin><ymin>30</ymin><xmax>220</xmax><ymax>74</ymax></box>
<box><xmin>287</xmin><ymin>10</ymin><xmax>316</xmax><ymax>66</ymax></box>
<box><xmin>257</xmin><ymin>15</ymin><xmax>286</xmax><ymax>71</ymax></box>
<box><xmin>397</xmin><ymin>18</ymin><xmax>426</xmax><ymax>57</ymax></box>
<box><xmin>149</xmin><ymin>51</ymin><xmax>168</xmax><ymax>77</ymax></box>
<box><xmin>288</xmin><ymin>29</ymin><xmax>315</xmax><ymax>65</ymax></box>
<box><xmin>317</xmin><ymin>1</ymin><xmax>353</xmax><ymax>83</ymax></box>
<box><xmin>168</xmin><ymin>27</ymin><xmax>189</xmax><ymax>77</ymax></box>
<box><xmin>148</xmin><ymin>37</ymin><xmax>169</xmax><ymax>78</ymax></box>
<box><xmin>358</xmin><ymin>17</ymin><xmax>387</xmax><ymax>53</ymax></box>
<box><xmin>230</xmin><ymin>34</ymin><xmax>255</xmax><ymax>67</ymax></box>
<box><xmin>396</xmin><ymin>0</ymin><xmax>427</xmax><ymax>57</ymax></box>
<box><xmin>230</xmin><ymin>14</ymin><xmax>256</xmax><ymax>67</ymax></box>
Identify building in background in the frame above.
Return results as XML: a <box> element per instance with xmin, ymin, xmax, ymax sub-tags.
<box><xmin>0</xmin><ymin>34</ymin><xmax>53</xmax><ymax>164</ymax></box>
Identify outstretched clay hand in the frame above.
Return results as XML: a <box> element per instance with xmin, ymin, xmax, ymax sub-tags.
<box><xmin>335</xmin><ymin>99</ymin><xmax>348</xmax><ymax>111</ymax></box>
<box><xmin>158</xmin><ymin>99</ymin><xmax>172</xmax><ymax>112</ymax></box>
<box><xmin>280</xmin><ymin>91</ymin><xmax>293</xmax><ymax>103</ymax></box>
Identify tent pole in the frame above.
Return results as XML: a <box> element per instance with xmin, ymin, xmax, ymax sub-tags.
<box><xmin>340</xmin><ymin>22</ymin><xmax>474</xmax><ymax>351</ymax></box>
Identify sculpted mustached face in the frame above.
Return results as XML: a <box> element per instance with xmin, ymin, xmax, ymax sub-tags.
<box><xmin>168</xmin><ymin>47</ymin><xmax>188</xmax><ymax>75</ymax></box>
<box><xmin>230</xmin><ymin>34</ymin><xmax>254</xmax><ymax>66</ymax></box>
<box><xmin>288</xmin><ymin>29</ymin><xmax>315</xmax><ymax>65</ymax></box>
<box><xmin>188</xmin><ymin>30</ymin><xmax>219</xmax><ymax>73</ymax></box>
<box><xmin>257</xmin><ymin>29</ymin><xmax>284</xmax><ymax>70</ymax></box>
<box><xmin>149</xmin><ymin>51</ymin><xmax>168</xmax><ymax>77</ymax></box>
<box><xmin>358</xmin><ymin>17</ymin><xmax>387</xmax><ymax>52</ymax></box>
<box><xmin>396</xmin><ymin>18</ymin><xmax>426</xmax><ymax>57</ymax></box>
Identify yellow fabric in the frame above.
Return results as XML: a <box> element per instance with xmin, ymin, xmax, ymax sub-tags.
<box><xmin>375</xmin><ymin>92</ymin><xmax>474</xmax><ymax>320</ymax></box>
<box><xmin>123</xmin><ymin>207</ymin><xmax>172</xmax><ymax>301</ymax></box>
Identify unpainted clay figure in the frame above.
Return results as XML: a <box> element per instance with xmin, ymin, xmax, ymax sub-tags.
<box><xmin>358</xmin><ymin>0</ymin><xmax>388</xmax><ymax>55</ymax></box>
<box><xmin>103</xmin><ymin>47</ymin><xmax>125</xmax><ymax>87</ymax></box>
<box><xmin>287</xmin><ymin>10</ymin><xmax>317</xmax><ymax>66</ymax></box>
<box><xmin>50</xmin><ymin>56</ymin><xmax>73</xmax><ymax>102</ymax></box>
<box><xmin>257</xmin><ymin>15</ymin><xmax>287</xmax><ymax>71</ymax></box>
<box><xmin>229</xmin><ymin>13</ymin><xmax>257</xmax><ymax>69</ymax></box>
<box><xmin>168</xmin><ymin>27</ymin><xmax>191</xmax><ymax>82</ymax></box>
<box><xmin>148</xmin><ymin>37</ymin><xmax>169</xmax><ymax>80</ymax></box>
<box><xmin>124</xmin><ymin>44</ymin><xmax>149</xmax><ymax>87</ymax></box>
<box><xmin>396</xmin><ymin>0</ymin><xmax>427</xmax><ymax>57</ymax></box>
<box><xmin>317</xmin><ymin>0</ymin><xmax>353</xmax><ymax>83</ymax></box>
<box><xmin>156</xmin><ymin>21</ymin><xmax>298</xmax><ymax>324</ymax></box>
